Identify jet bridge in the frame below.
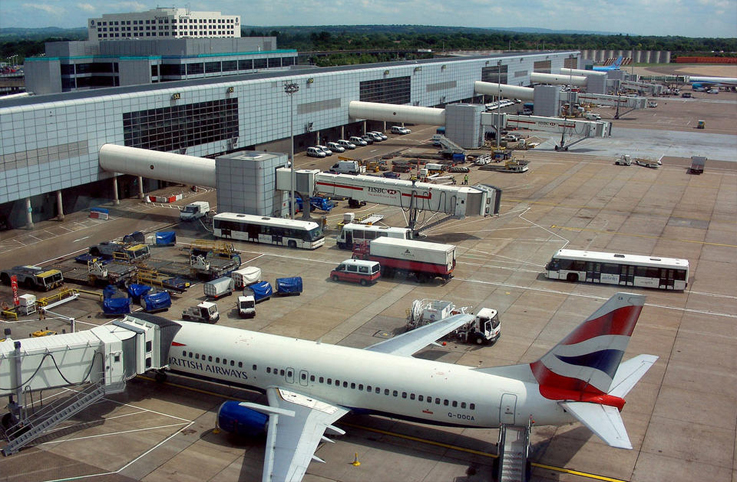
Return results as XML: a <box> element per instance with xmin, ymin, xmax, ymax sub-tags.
<box><xmin>0</xmin><ymin>314</ymin><xmax>179</xmax><ymax>455</ymax></box>
<box><xmin>481</xmin><ymin>112</ymin><xmax>612</xmax><ymax>151</ymax></box>
<box><xmin>276</xmin><ymin>170</ymin><xmax>500</xmax><ymax>232</ymax></box>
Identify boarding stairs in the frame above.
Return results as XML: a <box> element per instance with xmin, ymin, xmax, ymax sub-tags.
<box><xmin>2</xmin><ymin>380</ymin><xmax>124</xmax><ymax>455</ymax></box>
<box><xmin>437</xmin><ymin>136</ymin><xmax>466</xmax><ymax>156</ymax></box>
<box><xmin>497</xmin><ymin>422</ymin><xmax>531</xmax><ymax>482</ymax></box>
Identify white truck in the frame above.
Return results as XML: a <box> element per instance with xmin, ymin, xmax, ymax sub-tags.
<box><xmin>355</xmin><ymin>237</ymin><xmax>456</xmax><ymax>282</ymax></box>
<box><xmin>406</xmin><ymin>299</ymin><xmax>501</xmax><ymax>345</ymax></box>
<box><xmin>182</xmin><ymin>301</ymin><xmax>220</xmax><ymax>324</ymax></box>
<box><xmin>584</xmin><ymin>112</ymin><xmax>601</xmax><ymax>121</ymax></box>
<box><xmin>237</xmin><ymin>295</ymin><xmax>256</xmax><ymax>318</ymax></box>
<box><xmin>204</xmin><ymin>276</ymin><xmax>235</xmax><ymax>299</ymax></box>
<box><xmin>329</xmin><ymin>160</ymin><xmax>366</xmax><ymax>175</ymax></box>
<box><xmin>231</xmin><ymin>266</ymin><xmax>262</xmax><ymax>289</ymax></box>
<box><xmin>180</xmin><ymin>201</ymin><xmax>210</xmax><ymax>221</ymax></box>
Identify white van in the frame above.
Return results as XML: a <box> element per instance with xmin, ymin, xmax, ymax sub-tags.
<box><xmin>337</xmin><ymin>139</ymin><xmax>356</xmax><ymax>149</ymax></box>
<box><xmin>327</xmin><ymin>141</ymin><xmax>345</xmax><ymax>153</ymax></box>
<box><xmin>391</xmin><ymin>126</ymin><xmax>411</xmax><ymax>135</ymax></box>
<box><xmin>349</xmin><ymin>136</ymin><xmax>368</xmax><ymax>146</ymax></box>
<box><xmin>307</xmin><ymin>147</ymin><xmax>327</xmax><ymax>158</ymax></box>
<box><xmin>315</xmin><ymin>145</ymin><xmax>333</xmax><ymax>156</ymax></box>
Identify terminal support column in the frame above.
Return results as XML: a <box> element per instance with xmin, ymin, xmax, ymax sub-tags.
<box><xmin>25</xmin><ymin>198</ymin><xmax>33</xmax><ymax>230</ymax></box>
<box><xmin>56</xmin><ymin>190</ymin><xmax>65</xmax><ymax>221</ymax></box>
<box><xmin>137</xmin><ymin>176</ymin><xmax>144</xmax><ymax>199</ymax></box>
<box><xmin>112</xmin><ymin>176</ymin><xmax>120</xmax><ymax>205</ymax></box>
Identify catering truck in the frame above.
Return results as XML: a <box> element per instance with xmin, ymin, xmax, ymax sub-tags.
<box><xmin>354</xmin><ymin>237</ymin><xmax>456</xmax><ymax>282</ymax></box>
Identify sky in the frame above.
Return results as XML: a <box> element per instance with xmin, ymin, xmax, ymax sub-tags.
<box><xmin>1</xmin><ymin>0</ymin><xmax>736</xmax><ymax>38</ymax></box>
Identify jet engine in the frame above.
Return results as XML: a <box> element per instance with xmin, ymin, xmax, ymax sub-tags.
<box><xmin>217</xmin><ymin>401</ymin><xmax>269</xmax><ymax>437</ymax></box>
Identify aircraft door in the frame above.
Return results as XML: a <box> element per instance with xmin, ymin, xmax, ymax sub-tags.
<box><xmin>298</xmin><ymin>370</ymin><xmax>309</xmax><ymax>386</ymax></box>
<box><xmin>500</xmin><ymin>393</ymin><xmax>517</xmax><ymax>425</ymax></box>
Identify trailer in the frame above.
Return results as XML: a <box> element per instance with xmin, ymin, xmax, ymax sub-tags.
<box><xmin>140</xmin><ymin>290</ymin><xmax>172</xmax><ymax>313</ymax></box>
<box><xmin>355</xmin><ymin>237</ymin><xmax>456</xmax><ymax>282</ymax></box>
<box><xmin>134</xmin><ymin>268</ymin><xmax>190</xmax><ymax>293</ymax></box>
<box><xmin>275</xmin><ymin>277</ymin><xmax>303</xmax><ymax>296</ymax></box>
<box><xmin>231</xmin><ymin>267</ymin><xmax>262</xmax><ymax>289</ymax></box>
<box><xmin>204</xmin><ymin>277</ymin><xmax>235</xmax><ymax>299</ymax></box>
<box><xmin>247</xmin><ymin>281</ymin><xmax>273</xmax><ymax>303</ymax></box>
<box><xmin>189</xmin><ymin>253</ymin><xmax>241</xmax><ymax>280</ymax></box>
<box><xmin>61</xmin><ymin>259</ymin><xmax>137</xmax><ymax>287</ymax></box>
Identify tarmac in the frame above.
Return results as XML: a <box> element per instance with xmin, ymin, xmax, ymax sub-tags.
<box><xmin>0</xmin><ymin>87</ymin><xmax>735</xmax><ymax>482</ymax></box>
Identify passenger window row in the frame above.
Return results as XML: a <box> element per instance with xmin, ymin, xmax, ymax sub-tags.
<box><xmin>178</xmin><ymin>351</ymin><xmax>475</xmax><ymax>410</ymax></box>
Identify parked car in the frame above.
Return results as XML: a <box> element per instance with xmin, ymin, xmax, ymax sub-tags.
<box><xmin>681</xmin><ymin>92</ymin><xmax>692</xmax><ymax>98</ymax></box>
<box><xmin>307</xmin><ymin>147</ymin><xmax>327</xmax><ymax>158</ymax></box>
<box><xmin>707</xmin><ymin>89</ymin><xmax>719</xmax><ymax>94</ymax></box>
<box><xmin>370</xmin><ymin>131</ymin><xmax>388</xmax><ymax>141</ymax></box>
<box><xmin>360</xmin><ymin>134</ymin><xmax>374</xmax><ymax>144</ymax></box>
<box><xmin>391</xmin><ymin>126</ymin><xmax>411</xmax><ymax>135</ymax></box>
<box><xmin>337</xmin><ymin>139</ymin><xmax>356</xmax><ymax>150</ymax></box>
<box><xmin>327</xmin><ymin>141</ymin><xmax>345</xmax><ymax>153</ymax></box>
<box><xmin>349</xmin><ymin>136</ymin><xmax>368</xmax><ymax>146</ymax></box>
<box><xmin>366</xmin><ymin>132</ymin><xmax>383</xmax><ymax>142</ymax></box>
<box><xmin>315</xmin><ymin>145</ymin><xmax>333</xmax><ymax>156</ymax></box>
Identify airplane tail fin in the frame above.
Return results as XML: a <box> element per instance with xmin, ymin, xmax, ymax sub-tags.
<box><xmin>530</xmin><ymin>293</ymin><xmax>646</xmax><ymax>396</ymax></box>
<box><xmin>613</xmin><ymin>56</ymin><xmax>623</xmax><ymax>68</ymax></box>
<box><xmin>528</xmin><ymin>293</ymin><xmax>657</xmax><ymax>449</ymax></box>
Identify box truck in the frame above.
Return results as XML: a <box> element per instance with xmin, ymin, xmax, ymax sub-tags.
<box><xmin>355</xmin><ymin>237</ymin><xmax>456</xmax><ymax>282</ymax></box>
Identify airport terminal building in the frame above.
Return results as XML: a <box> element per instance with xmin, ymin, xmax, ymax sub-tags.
<box><xmin>0</xmin><ymin>50</ymin><xmax>578</xmax><ymax>228</ymax></box>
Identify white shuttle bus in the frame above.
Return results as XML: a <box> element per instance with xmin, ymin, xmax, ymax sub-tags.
<box><xmin>545</xmin><ymin>249</ymin><xmax>689</xmax><ymax>290</ymax></box>
<box><xmin>336</xmin><ymin>224</ymin><xmax>412</xmax><ymax>250</ymax></box>
<box><xmin>213</xmin><ymin>213</ymin><xmax>324</xmax><ymax>250</ymax></box>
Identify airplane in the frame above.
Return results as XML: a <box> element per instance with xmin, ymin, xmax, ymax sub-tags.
<box><xmin>688</xmin><ymin>76</ymin><xmax>737</xmax><ymax>92</ymax></box>
<box><xmin>592</xmin><ymin>56</ymin><xmax>624</xmax><ymax>72</ymax></box>
<box><xmin>148</xmin><ymin>292</ymin><xmax>657</xmax><ymax>482</ymax></box>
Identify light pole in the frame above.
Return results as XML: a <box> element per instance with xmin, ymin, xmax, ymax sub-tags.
<box><xmin>284</xmin><ymin>81</ymin><xmax>299</xmax><ymax>219</ymax></box>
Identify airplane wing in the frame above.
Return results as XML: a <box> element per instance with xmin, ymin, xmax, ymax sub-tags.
<box><xmin>240</xmin><ymin>387</ymin><xmax>348</xmax><ymax>482</ymax></box>
<box><xmin>365</xmin><ymin>313</ymin><xmax>474</xmax><ymax>357</ymax></box>
<box><xmin>559</xmin><ymin>401</ymin><xmax>632</xmax><ymax>449</ymax></box>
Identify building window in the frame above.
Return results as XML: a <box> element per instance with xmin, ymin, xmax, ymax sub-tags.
<box><xmin>123</xmin><ymin>98</ymin><xmax>239</xmax><ymax>152</ymax></box>
<box><xmin>359</xmin><ymin>76</ymin><xmax>411</xmax><ymax>105</ymax></box>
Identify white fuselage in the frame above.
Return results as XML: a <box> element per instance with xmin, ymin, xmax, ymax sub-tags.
<box><xmin>167</xmin><ymin>321</ymin><xmax>572</xmax><ymax>428</ymax></box>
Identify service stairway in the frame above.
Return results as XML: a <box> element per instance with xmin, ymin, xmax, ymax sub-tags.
<box><xmin>0</xmin><ymin>314</ymin><xmax>180</xmax><ymax>455</ymax></box>
<box><xmin>497</xmin><ymin>423</ymin><xmax>531</xmax><ymax>482</ymax></box>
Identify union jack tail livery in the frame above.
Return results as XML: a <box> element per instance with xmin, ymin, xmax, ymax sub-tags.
<box><xmin>530</xmin><ymin>293</ymin><xmax>657</xmax><ymax>449</ymax></box>
<box><xmin>530</xmin><ymin>293</ymin><xmax>644</xmax><ymax>397</ymax></box>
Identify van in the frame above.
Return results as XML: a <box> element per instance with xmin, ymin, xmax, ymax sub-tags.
<box><xmin>330</xmin><ymin>259</ymin><xmax>381</xmax><ymax>286</ymax></box>
<box><xmin>391</xmin><ymin>126</ymin><xmax>411</xmax><ymax>135</ymax></box>
<box><xmin>584</xmin><ymin>112</ymin><xmax>601</xmax><ymax>120</ymax></box>
<box><xmin>349</xmin><ymin>136</ymin><xmax>368</xmax><ymax>146</ymax></box>
<box><xmin>315</xmin><ymin>145</ymin><xmax>333</xmax><ymax>156</ymax></box>
<box><xmin>307</xmin><ymin>147</ymin><xmax>327</xmax><ymax>158</ymax></box>
<box><xmin>327</xmin><ymin>141</ymin><xmax>345</xmax><ymax>153</ymax></box>
<box><xmin>180</xmin><ymin>201</ymin><xmax>210</xmax><ymax>221</ymax></box>
<box><xmin>337</xmin><ymin>139</ymin><xmax>356</xmax><ymax>149</ymax></box>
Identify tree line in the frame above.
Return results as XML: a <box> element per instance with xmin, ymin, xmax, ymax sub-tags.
<box><xmin>2</xmin><ymin>26</ymin><xmax>735</xmax><ymax>66</ymax></box>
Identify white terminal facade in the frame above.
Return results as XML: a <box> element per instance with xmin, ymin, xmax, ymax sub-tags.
<box><xmin>88</xmin><ymin>8</ymin><xmax>241</xmax><ymax>41</ymax></box>
<box><xmin>0</xmin><ymin>50</ymin><xmax>580</xmax><ymax>228</ymax></box>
